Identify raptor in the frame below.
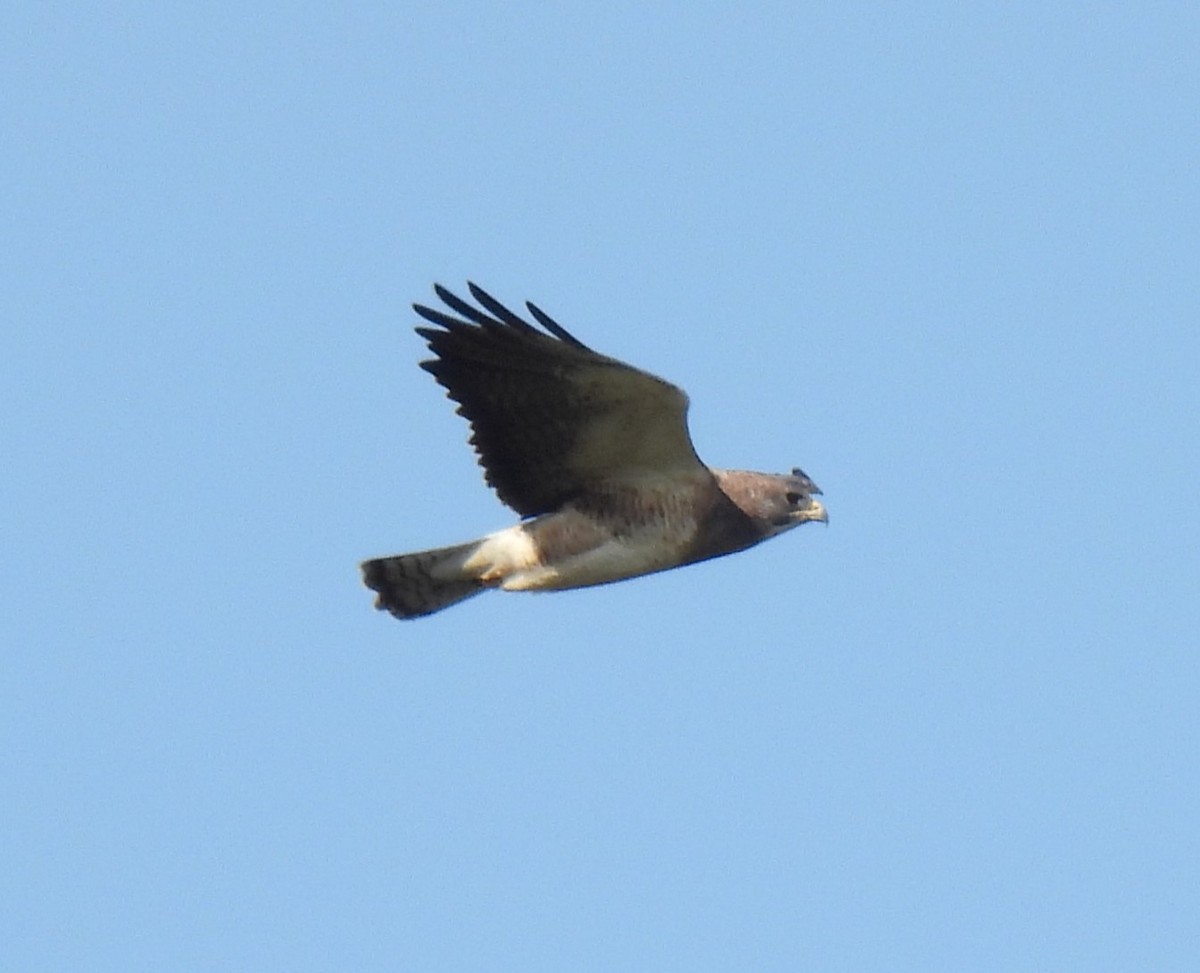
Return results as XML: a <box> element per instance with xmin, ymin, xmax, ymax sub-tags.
<box><xmin>362</xmin><ymin>284</ymin><xmax>827</xmax><ymax>618</ymax></box>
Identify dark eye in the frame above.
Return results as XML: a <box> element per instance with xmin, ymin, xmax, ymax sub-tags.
<box><xmin>785</xmin><ymin>491</ymin><xmax>802</xmax><ymax>505</ymax></box>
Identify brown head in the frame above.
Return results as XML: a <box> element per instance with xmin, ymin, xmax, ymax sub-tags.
<box><xmin>711</xmin><ymin>467</ymin><xmax>828</xmax><ymax>540</ymax></box>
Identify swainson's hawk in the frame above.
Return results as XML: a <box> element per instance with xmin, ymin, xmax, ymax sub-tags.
<box><xmin>362</xmin><ymin>284</ymin><xmax>827</xmax><ymax>618</ymax></box>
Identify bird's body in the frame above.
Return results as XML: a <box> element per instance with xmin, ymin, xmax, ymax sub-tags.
<box><xmin>362</xmin><ymin>285</ymin><xmax>826</xmax><ymax>619</ymax></box>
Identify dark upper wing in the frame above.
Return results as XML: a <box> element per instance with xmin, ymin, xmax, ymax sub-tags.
<box><xmin>414</xmin><ymin>283</ymin><xmax>706</xmax><ymax>517</ymax></box>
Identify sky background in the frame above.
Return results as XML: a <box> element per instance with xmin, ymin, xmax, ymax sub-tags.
<box><xmin>4</xmin><ymin>2</ymin><xmax>1198</xmax><ymax>970</ymax></box>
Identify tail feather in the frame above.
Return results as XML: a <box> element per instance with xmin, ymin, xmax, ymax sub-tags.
<box><xmin>362</xmin><ymin>540</ymin><xmax>485</xmax><ymax>619</ymax></box>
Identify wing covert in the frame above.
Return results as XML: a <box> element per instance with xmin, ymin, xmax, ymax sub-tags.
<box><xmin>414</xmin><ymin>284</ymin><xmax>706</xmax><ymax>516</ymax></box>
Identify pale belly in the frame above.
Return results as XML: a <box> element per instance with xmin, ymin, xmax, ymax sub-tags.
<box><xmin>463</xmin><ymin>511</ymin><xmax>696</xmax><ymax>592</ymax></box>
<box><xmin>502</xmin><ymin>534</ymin><xmax>688</xmax><ymax>591</ymax></box>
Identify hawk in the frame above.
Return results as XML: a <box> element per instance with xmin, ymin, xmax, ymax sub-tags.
<box><xmin>362</xmin><ymin>283</ymin><xmax>827</xmax><ymax>619</ymax></box>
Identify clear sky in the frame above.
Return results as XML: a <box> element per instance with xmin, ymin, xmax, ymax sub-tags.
<box><xmin>5</xmin><ymin>2</ymin><xmax>1198</xmax><ymax>970</ymax></box>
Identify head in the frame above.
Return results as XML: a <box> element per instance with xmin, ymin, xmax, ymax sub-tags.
<box><xmin>712</xmin><ymin>467</ymin><xmax>828</xmax><ymax>539</ymax></box>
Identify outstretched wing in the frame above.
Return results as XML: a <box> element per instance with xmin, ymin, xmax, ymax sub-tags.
<box><xmin>414</xmin><ymin>283</ymin><xmax>707</xmax><ymax>517</ymax></box>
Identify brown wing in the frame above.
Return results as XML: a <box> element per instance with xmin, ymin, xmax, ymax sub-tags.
<box><xmin>414</xmin><ymin>283</ymin><xmax>707</xmax><ymax>517</ymax></box>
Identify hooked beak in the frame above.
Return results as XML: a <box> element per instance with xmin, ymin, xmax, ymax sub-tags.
<box><xmin>803</xmin><ymin>498</ymin><xmax>828</xmax><ymax>525</ymax></box>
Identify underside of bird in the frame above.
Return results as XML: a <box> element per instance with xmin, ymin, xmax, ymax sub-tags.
<box><xmin>363</xmin><ymin>508</ymin><xmax>688</xmax><ymax>620</ymax></box>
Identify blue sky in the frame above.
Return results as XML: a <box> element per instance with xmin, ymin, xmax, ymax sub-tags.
<box><xmin>5</xmin><ymin>2</ymin><xmax>1198</xmax><ymax>970</ymax></box>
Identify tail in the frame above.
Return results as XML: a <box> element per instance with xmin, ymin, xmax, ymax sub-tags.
<box><xmin>361</xmin><ymin>540</ymin><xmax>486</xmax><ymax>619</ymax></box>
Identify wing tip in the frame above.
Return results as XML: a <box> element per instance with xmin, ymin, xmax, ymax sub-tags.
<box><xmin>412</xmin><ymin>282</ymin><xmax>591</xmax><ymax>351</ymax></box>
<box><xmin>525</xmin><ymin>300</ymin><xmax>589</xmax><ymax>350</ymax></box>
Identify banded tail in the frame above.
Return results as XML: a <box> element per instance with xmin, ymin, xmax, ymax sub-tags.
<box><xmin>361</xmin><ymin>541</ymin><xmax>485</xmax><ymax>619</ymax></box>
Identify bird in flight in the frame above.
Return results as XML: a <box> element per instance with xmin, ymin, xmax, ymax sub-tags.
<box><xmin>362</xmin><ymin>283</ymin><xmax>827</xmax><ymax>618</ymax></box>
